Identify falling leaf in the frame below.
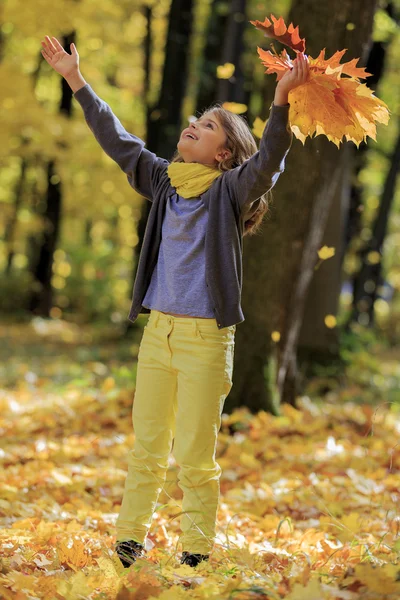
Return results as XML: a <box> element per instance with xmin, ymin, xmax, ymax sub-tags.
<box><xmin>252</xmin><ymin>116</ymin><xmax>267</xmax><ymax>138</ymax></box>
<box><xmin>318</xmin><ymin>246</ymin><xmax>336</xmax><ymax>260</ymax></box>
<box><xmin>217</xmin><ymin>62</ymin><xmax>235</xmax><ymax>79</ymax></box>
<box><xmin>222</xmin><ymin>101</ymin><xmax>248</xmax><ymax>114</ymax></box>
<box><xmin>367</xmin><ymin>250</ymin><xmax>381</xmax><ymax>264</ymax></box>
<box><xmin>324</xmin><ymin>315</ymin><xmax>337</xmax><ymax>328</ymax></box>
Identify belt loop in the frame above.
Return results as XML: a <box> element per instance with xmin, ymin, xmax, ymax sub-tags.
<box><xmin>154</xmin><ymin>311</ymin><xmax>160</xmax><ymax>328</ymax></box>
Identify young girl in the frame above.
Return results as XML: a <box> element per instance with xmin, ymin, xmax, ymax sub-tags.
<box><xmin>41</xmin><ymin>35</ymin><xmax>309</xmax><ymax>568</ymax></box>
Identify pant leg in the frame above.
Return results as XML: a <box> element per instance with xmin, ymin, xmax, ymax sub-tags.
<box><xmin>170</xmin><ymin>318</ymin><xmax>235</xmax><ymax>554</ymax></box>
<box><xmin>115</xmin><ymin>311</ymin><xmax>178</xmax><ymax>544</ymax></box>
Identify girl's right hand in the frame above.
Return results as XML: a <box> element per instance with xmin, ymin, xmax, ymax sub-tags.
<box><xmin>41</xmin><ymin>36</ymin><xmax>79</xmax><ymax>77</ymax></box>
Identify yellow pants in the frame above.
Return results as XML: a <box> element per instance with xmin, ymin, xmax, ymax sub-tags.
<box><xmin>115</xmin><ymin>309</ymin><xmax>236</xmax><ymax>554</ymax></box>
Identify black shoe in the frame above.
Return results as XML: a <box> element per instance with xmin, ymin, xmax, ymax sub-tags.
<box><xmin>180</xmin><ymin>551</ymin><xmax>209</xmax><ymax>567</ymax></box>
<box><xmin>115</xmin><ymin>539</ymin><xmax>146</xmax><ymax>568</ymax></box>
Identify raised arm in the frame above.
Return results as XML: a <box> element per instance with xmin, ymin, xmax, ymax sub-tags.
<box><xmin>40</xmin><ymin>36</ymin><xmax>168</xmax><ymax>201</ymax></box>
<box><xmin>224</xmin><ymin>103</ymin><xmax>293</xmax><ymax>214</ymax></box>
<box><xmin>224</xmin><ymin>52</ymin><xmax>310</xmax><ymax>216</ymax></box>
<box><xmin>72</xmin><ymin>83</ymin><xmax>168</xmax><ymax>201</ymax></box>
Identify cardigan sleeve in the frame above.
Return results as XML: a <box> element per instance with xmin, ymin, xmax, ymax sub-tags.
<box><xmin>223</xmin><ymin>103</ymin><xmax>293</xmax><ymax>215</ymax></box>
<box><xmin>73</xmin><ymin>83</ymin><xmax>168</xmax><ymax>201</ymax></box>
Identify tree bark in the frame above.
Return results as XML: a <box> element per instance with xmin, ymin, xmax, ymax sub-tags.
<box><xmin>146</xmin><ymin>0</ymin><xmax>195</xmax><ymax>160</ymax></box>
<box><xmin>347</xmin><ymin>125</ymin><xmax>400</xmax><ymax>328</ymax></box>
<box><xmin>346</xmin><ymin>1</ymin><xmax>398</xmax><ymax>328</ymax></box>
<box><xmin>195</xmin><ymin>0</ymin><xmax>230</xmax><ymax>112</ymax></box>
<box><xmin>298</xmin><ymin>5</ymin><xmax>392</xmax><ymax>362</ymax></box>
<box><xmin>215</xmin><ymin>0</ymin><xmax>247</xmax><ymax>105</ymax></box>
<box><xmin>226</xmin><ymin>0</ymin><xmax>378</xmax><ymax>413</ymax></box>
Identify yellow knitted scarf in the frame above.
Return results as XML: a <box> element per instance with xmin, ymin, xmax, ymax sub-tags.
<box><xmin>167</xmin><ymin>162</ymin><xmax>222</xmax><ymax>198</ymax></box>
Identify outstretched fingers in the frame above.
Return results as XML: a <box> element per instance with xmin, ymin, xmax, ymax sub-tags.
<box><xmin>41</xmin><ymin>35</ymin><xmax>65</xmax><ymax>55</ymax></box>
<box><xmin>42</xmin><ymin>35</ymin><xmax>57</xmax><ymax>54</ymax></box>
<box><xmin>50</xmin><ymin>36</ymin><xmax>65</xmax><ymax>53</ymax></box>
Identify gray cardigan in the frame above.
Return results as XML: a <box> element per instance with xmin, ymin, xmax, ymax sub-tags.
<box><xmin>72</xmin><ymin>83</ymin><xmax>293</xmax><ymax>329</ymax></box>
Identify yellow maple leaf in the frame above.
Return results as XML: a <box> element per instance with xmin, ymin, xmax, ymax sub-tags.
<box><xmin>286</xmin><ymin>577</ymin><xmax>326</xmax><ymax>600</ymax></box>
<box><xmin>335</xmin><ymin>512</ymin><xmax>361</xmax><ymax>542</ymax></box>
<box><xmin>57</xmin><ymin>537</ymin><xmax>92</xmax><ymax>570</ymax></box>
<box><xmin>56</xmin><ymin>571</ymin><xmax>93</xmax><ymax>600</ymax></box>
<box><xmin>288</xmin><ymin>75</ymin><xmax>352</xmax><ymax>146</ymax></box>
<box><xmin>348</xmin><ymin>563</ymin><xmax>400</xmax><ymax>595</ymax></box>
<box><xmin>251</xmin><ymin>14</ymin><xmax>390</xmax><ymax>146</ymax></box>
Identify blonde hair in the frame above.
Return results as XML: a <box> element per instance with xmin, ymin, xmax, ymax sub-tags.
<box><xmin>170</xmin><ymin>103</ymin><xmax>272</xmax><ymax>237</ymax></box>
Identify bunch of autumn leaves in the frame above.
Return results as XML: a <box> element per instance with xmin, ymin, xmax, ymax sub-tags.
<box><xmin>249</xmin><ymin>15</ymin><xmax>389</xmax><ymax>148</ymax></box>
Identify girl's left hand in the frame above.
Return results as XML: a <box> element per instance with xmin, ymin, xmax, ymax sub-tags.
<box><xmin>277</xmin><ymin>52</ymin><xmax>310</xmax><ymax>94</ymax></box>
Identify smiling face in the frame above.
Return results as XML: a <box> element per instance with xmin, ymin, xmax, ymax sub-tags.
<box><xmin>177</xmin><ymin>111</ymin><xmax>232</xmax><ymax>168</ymax></box>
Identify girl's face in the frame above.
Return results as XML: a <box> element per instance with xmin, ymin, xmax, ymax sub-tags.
<box><xmin>177</xmin><ymin>111</ymin><xmax>232</xmax><ymax>167</ymax></box>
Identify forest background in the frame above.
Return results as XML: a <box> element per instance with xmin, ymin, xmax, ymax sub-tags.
<box><xmin>1</xmin><ymin>1</ymin><xmax>400</xmax><ymax>597</ymax></box>
<box><xmin>0</xmin><ymin>0</ymin><xmax>399</xmax><ymax>411</ymax></box>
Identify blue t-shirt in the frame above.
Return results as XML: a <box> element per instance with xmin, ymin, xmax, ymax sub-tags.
<box><xmin>142</xmin><ymin>192</ymin><xmax>215</xmax><ymax>317</ymax></box>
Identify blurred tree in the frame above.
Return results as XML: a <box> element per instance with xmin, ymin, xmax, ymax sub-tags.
<box><xmin>226</xmin><ymin>0</ymin><xmax>378</xmax><ymax>414</ymax></box>
<box><xmin>125</xmin><ymin>0</ymin><xmax>195</xmax><ymax>335</ymax></box>
<box><xmin>29</xmin><ymin>32</ymin><xmax>76</xmax><ymax>316</ymax></box>
<box><xmin>195</xmin><ymin>0</ymin><xmax>230</xmax><ymax>111</ymax></box>
<box><xmin>348</xmin><ymin>125</ymin><xmax>400</xmax><ymax>328</ymax></box>
<box><xmin>347</xmin><ymin>2</ymin><xmax>400</xmax><ymax>328</ymax></box>
<box><xmin>4</xmin><ymin>155</ymin><xmax>27</xmax><ymax>274</ymax></box>
<box><xmin>193</xmin><ymin>0</ymin><xmax>249</xmax><ymax>112</ymax></box>
<box><xmin>216</xmin><ymin>0</ymin><xmax>247</xmax><ymax>104</ymax></box>
<box><xmin>298</xmin><ymin>1</ymin><xmax>397</xmax><ymax>372</ymax></box>
<box><xmin>297</xmin><ymin>2</ymin><xmax>397</xmax><ymax>377</ymax></box>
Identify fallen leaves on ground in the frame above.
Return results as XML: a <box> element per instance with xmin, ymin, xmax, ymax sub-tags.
<box><xmin>0</xmin><ymin>321</ymin><xmax>399</xmax><ymax>599</ymax></box>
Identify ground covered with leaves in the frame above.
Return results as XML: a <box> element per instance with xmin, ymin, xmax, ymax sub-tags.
<box><xmin>1</xmin><ymin>319</ymin><xmax>400</xmax><ymax>599</ymax></box>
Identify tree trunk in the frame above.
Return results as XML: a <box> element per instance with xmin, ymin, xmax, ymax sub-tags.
<box><xmin>347</xmin><ymin>125</ymin><xmax>400</xmax><ymax>328</ymax></box>
<box><xmin>226</xmin><ymin>0</ymin><xmax>378</xmax><ymax>413</ymax></box>
<box><xmin>5</xmin><ymin>155</ymin><xmax>27</xmax><ymax>274</ymax></box>
<box><xmin>216</xmin><ymin>0</ymin><xmax>247</xmax><ymax>105</ymax></box>
<box><xmin>298</xmin><ymin>7</ymin><xmax>391</xmax><ymax>366</ymax></box>
<box><xmin>146</xmin><ymin>0</ymin><xmax>195</xmax><ymax>160</ymax></box>
<box><xmin>346</xmin><ymin>1</ymin><xmax>398</xmax><ymax>328</ymax></box>
<box><xmin>29</xmin><ymin>32</ymin><xmax>75</xmax><ymax>316</ymax></box>
<box><xmin>298</xmin><ymin>142</ymin><xmax>351</xmax><ymax>351</ymax></box>
<box><xmin>195</xmin><ymin>0</ymin><xmax>230</xmax><ymax>112</ymax></box>
<box><xmin>29</xmin><ymin>159</ymin><xmax>63</xmax><ymax>315</ymax></box>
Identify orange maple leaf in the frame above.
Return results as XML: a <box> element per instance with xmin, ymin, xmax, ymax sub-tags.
<box><xmin>251</xmin><ymin>14</ymin><xmax>390</xmax><ymax>147</ymax></box>
<box><xmin>288</xmin><ymin>70</ymin><xmax>389</xmax><ymax>147</ymax></box>
<box><xmin>250</xmin><ymin>14</ymin><xmax>306</xmax><ymax>53</ymax></box>
<box><xmin>256</xmin><ymin>46</ymin><xmax>293</xmax><ymax>81</ymax></box>
<box><xmin>310</xmin><ymin>49</ymin><xmax>373</xmax><ymax>81</ymax></box>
